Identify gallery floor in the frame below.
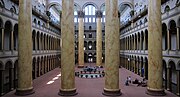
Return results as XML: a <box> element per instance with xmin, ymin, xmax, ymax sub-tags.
<box><xmin>3</xmin><ymin>63</ymin><xmax>178</xmax><ymax>97</ymax></box>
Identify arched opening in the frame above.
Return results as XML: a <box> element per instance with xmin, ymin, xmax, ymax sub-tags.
<box><xmin>169</xmin><ymin>61</ymin><xmax>177</xmax><ymax>94</ymax></box>
<box><xmin>169</xmin><ymin>20</ymin><xmax>177</xmax><ymax>50</ymax></box>
<box><xmin>13</xmin><ymin>60</ymin><xmax>18</xmax><ymax>88</ymax></box>
<box><xmin>88</xmin><ymin>53</ymin><xmax>93</xmax><ymax>63</ymax></box>
<box><xmin>145</xmin><ymin>29</ymin><xmax>148</xmax><ymax>50</ymax></box>
<box><xmin>4</xmin><ymin>61</ymin><xmax>13</xmax><ymax>94</ymax></box>
<box><xmin>33</xmin><ymin>18</ymin><xmax>37</xmax><ymax>24</ymax></box>
<box><xmin>37</xmin><ymin>32</ymin><xmax>40</xmax><ymax>50</ymax></box>
<box><xmin>84</xmin><ymin>53</ymin><xmax>88</xmax><ymax>63</ymax></box>
<box><xmin>0</xmin><ymin>0</ymin><xmax>5</xmax><ymax>8</ymax></box>
<box><xmin>75</xmin><ymin>42</ymin><xmax>78</xmax><ymax>50</ymax></box>
<box><xmin>37</xmin><ymin>57</ymin><xmax>40</xmax><ymax>77</ymax></box>
<box><xmin>162</xmin><ymin>23</ymin><xmax>168</xmax><ymax>50</ymax></box>
<box><xmin>75</xmin><ymin>53</ymin><xmax>78</xmax><ymax>64</ymax></box>
<box><xmin>141</xmin><ymin>31</ymin><xmax>144</xmax><ymax>50</ymax></box>
<box><xmin>88</xmin><ymin>41</ymin><xmax>93</xmax><ymax>50</ymax></box>
<box><xmin>48</xmin><ymin>3</ymin><xmax>61</xmax><ymax>23</ymax></box>
<box><xmin>40</xmin><ymin>57</ymin><xmax>43</xmax><ymax>75</ymax></box>
<box><xmin>102</xmin><ymin>53</ymin><xmax>105</xmax><ymax>63</ymax></box>
<box><xmin>0</xmin><ymin>18</ymin><xmax>3</xmax><ymax>50</ymax></box>
<box><xmin>13</xmin><ymin>24</ymin><xmax>18</xmax><ymax>50</ymax></box>
<box><xmin>32</xmin><ymin>30</ymin><xmax>36</xmax><ymax>50</ymax></box>
<box><xmin>93</xmin><ymin>41</ymin><xmax>96</xmax><ymax>50</ymax></box>
<box><xmin>140</xmin><ymin>57</ymin><xmax>144</xmax><ymax>77</ymax></box>
<box><xmin>135</xmin><ymin>34</ymin><xmax>137</xmax><ymax>50</ymax></box>
<box><xmin>145</xmin><ymin>57</ymin><xmax>148</xmax><ymax>79</ymax></box>
<box><xmin>84</xmin><ymin>41</ymin><xmax>87</xmax><ymax>50</ymax></box>
<box><xmin>32</xmin><ymin>58</ymin><xmax>36</xmax><ymax>79</ymax></box>
<box><xmin>163</xmin><ymin>60</ymin><xmax>167</xmax><ymax>89</ymax></box>
<box><xmin>119</xmin><ymin>3</ymin><xmax>132</xmax><ymax>25</ymax></box>
<box><xmin>137</xmin><ymin>57</ymin><xmax>140</xmax><ymax>75</ymax></box>
<box><xmin>164</xmin><ymin>5</ymin><xmax>170</xmax><ymax>13</ymax></box>
<box><xmin>0</xmin><ymin>62</ymin><xmax>4</xmax><ymax>95</ymax></box>
<box><xmin>4</xmin><ymin>21</ymin><xmax>12</xmax><ymax>51</ymax></box>
<box><xmin>138</xmin><ymin>33</ymin><xmax>140</xmax><ymax>50</ymax></box>
<box><xmin>93</xmin><ymin>53</ymin><xmax>96</xmax><ymax>63</ymax></box>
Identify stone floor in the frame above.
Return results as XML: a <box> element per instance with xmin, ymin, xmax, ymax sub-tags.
<box><xmin>3</xmin><ymin>63</ymin><xmax>178</xmax><ymax>97</ymax></box>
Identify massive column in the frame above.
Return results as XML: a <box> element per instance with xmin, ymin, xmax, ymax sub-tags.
<box><xmin>59</xmin><ymin>0</ymin><xmax>77</xmax><ymax>96</ymax></box>
<box><xmin>103</xmin><ymin>0</ymin><xmax>121</xmax><ymax>96</ymax></box>
<box><xmin>78</xmin><ymin>11</ymin><xmax>85</xmax><ymax>68</ymax></box>
<box><xmin>15</xmin><ymin>0</ymin><xmax>34</xmax><ymax>95</ymax></box>
<box><xmin>146</xmin><ymin>0</ymin><xmax>166</xmax><ymax>96</ymax></box>
<box><xmin>96</xmin><ymin>10</ymin><xmax>103</xmax><ymax>67</ymax></box>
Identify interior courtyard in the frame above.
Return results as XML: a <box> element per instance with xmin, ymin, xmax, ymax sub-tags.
<box><xmin>0</xmin><ymin>0</ymin><xmax>180</xmax><ymax>97</ymax></box>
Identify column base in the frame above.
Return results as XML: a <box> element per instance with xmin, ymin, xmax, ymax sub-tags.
<box><xmin>146</xmin><ymin>88</ymin><xmax>166</xmax><ymax>96</ymax></box>
<box><xmin>58</xmin><ymin>89</ymin><xmax>78</xmax><ymax>96</ymax></box>
<box><xmin>78</xmin><ymin>65</ymin><xmax>84</xmax><ymax>68</ymax></box>
<box><xmin>102</xmin><ymin>88</ymin><xmax>122</xmax><ymax>96</ymax></box>
<box><xmin>15</xmin><ymin>88</ymin><xmax>35</xmax><ymax>96</ymax></box>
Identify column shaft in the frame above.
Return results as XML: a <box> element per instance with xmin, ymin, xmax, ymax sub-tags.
<box><xmin>78</xmin><ymin>17</ymin><xmax>84</xmax><ymax>67</ymax></box>
<box><xmin>11</xmin><ymin>31</ymin><xmax>14</xmax><ymax>50</ymax></box>
<box><xmin>96</xmin><ymin>17</ymin><xmax>102</xmax><ymax>66</ymax></box>
<box><xmin>1</xmin><ymin>28</ymin><xmax>4</xmax><ymax>50</ymax></box>
<box><xmin>15</xmin><ymin>0</ymin><xmax>34</xmax><ymax>95</ymax></box>
<box><xmin>103</xmin><ymin>0</ymin><xmax>121</xmax><ymax>96</ymax></box>
<box><xmin>144</xmin><ymin>33</ymin><xmax>146</xmax><ymax>50</ymax></box>
<box><xmin>167</xmin><ymin>29</ymin><xmax>170</xmax><ymax>50</ymax></box>
<box><xmin>177</xmin><ymin>27</ymin><xmax>179</xmax><ymax>50</ymax></box>
<box><xmin>59</xmin><ymin>0</ymin><xmax>77</xmax><ymax>96</ymax></box>
<box><xmin>146</xmin><ymin>0</ymin><xmax>165</xmax><ymax>95</ymax></box>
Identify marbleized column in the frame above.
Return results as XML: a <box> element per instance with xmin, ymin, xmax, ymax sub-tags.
<box><xmin>103</xmin><ymin>0</ymin><xmax>121</xmax><ymax>96</ymax></box>
<box><xmin>78</xmin><ymin>11</ymin><xmax>84</xmax><ymax>68</ymax></box>
<box><xmin>146</xmin><ymin>0</ymin><xmax>165</xmax><ymax>96</ymax></box>
<box><xmin>15</xmin><ymin>0</ymin><xmax>34</xmax><ymax>95</ymax></box>
<box><xmin>96</xmin><ymin>10</ymin><xmax>103</xmax><ymax>67</ymax></box>
<box><xmin>59</xmin><ymin>0</ymin><xmax>77</xmax><ymax>96</ymax></box>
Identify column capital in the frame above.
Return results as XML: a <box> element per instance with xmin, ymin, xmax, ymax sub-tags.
<box><xmin>96</xmin><ymin>10</ymin><xmax>102</xmax><ymax>18</ymax></box>
<box><xmin>78</xmin><ymin>11</ymin><xmax>85</xmax><ymax>18</ymax></box>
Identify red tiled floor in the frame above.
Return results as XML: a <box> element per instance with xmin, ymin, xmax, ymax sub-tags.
<box><xmin>3</xmin><ymin>64</ymin><xmax>178</xmax><ymax>97</ymax></box>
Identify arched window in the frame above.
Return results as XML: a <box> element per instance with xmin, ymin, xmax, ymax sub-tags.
<box><xmin>164</xmin><ymin>5</ymin><xmax>170</xmax><ymax>12</ymax></box>
<box><xmin>84</xmin><ymin>5</ymin><xmax>96</xmax><ymax>15</ymax></box>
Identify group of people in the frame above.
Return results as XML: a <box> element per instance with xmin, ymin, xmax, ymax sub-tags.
<box><xmin>125</xmin><ymin>76</ymin><xmax>147</xmax><ymax>87</ymax></box>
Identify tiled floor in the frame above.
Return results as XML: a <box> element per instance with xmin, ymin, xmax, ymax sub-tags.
<box><xmin>3</xmin><ymin>64</ymin><xmax>178</xmax><ymax>97</ymax></box>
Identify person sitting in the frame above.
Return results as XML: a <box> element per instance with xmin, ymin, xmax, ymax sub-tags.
<box><xmin>125</xmin><ymin>77</ymin><xmax>129</xmax><ymax>86</ymax></box>
<box><xmin>128</xmin><ymin>76</ymin><xmax>131</xmax><ymax>83</ymax></box>
<box><xmin>132</xmin><ymin>78</ymin><xmax>139</xmax><ymax>84</ymax></box>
